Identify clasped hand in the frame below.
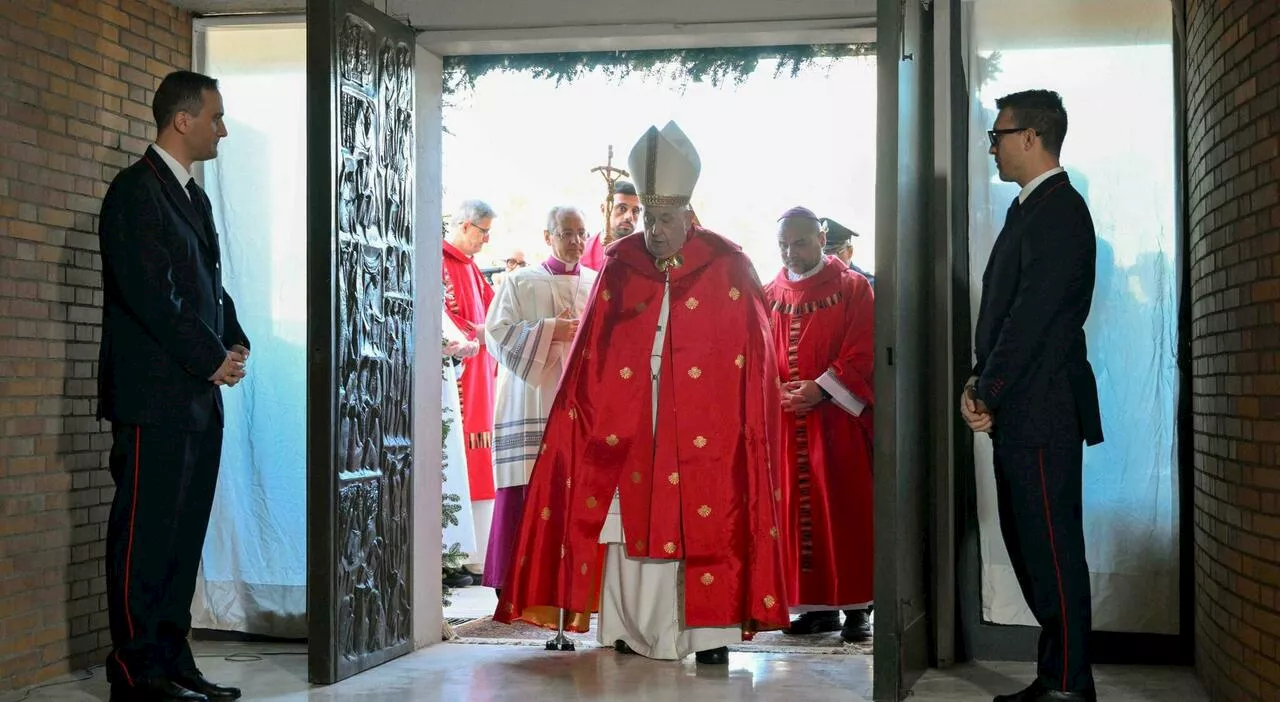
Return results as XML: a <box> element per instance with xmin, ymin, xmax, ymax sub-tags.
<box><xmin>210</xmin><ymin>345</ymin><xmax>250</xmax><ymax>387</ymax></box>
<box><xmin>551</xmin><ymin>307</ymin><xmax>580</xmax><ymax>342</ymax></box>
<box><xmin>959</xmin><ymin>377</ymin><xmax>993</xmax><ymax>433</ymax></box>
<box><xmin>781</xmin><ymin>380</ymin><xmax>824</xmax><ymax>415</ymax></box>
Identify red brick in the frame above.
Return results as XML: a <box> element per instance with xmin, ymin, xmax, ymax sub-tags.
<box><xmin>0</xmin><ymin>0</ymin><xmax>191</xmax><ymax>693</ymax></box>
<box><xmin>1190</xmin><ymin>1</ymin><xmax>1280</xmax><ymax>701</ymax></box>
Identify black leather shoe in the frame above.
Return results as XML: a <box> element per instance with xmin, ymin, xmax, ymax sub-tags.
<box><xmin>841</xmin><ymin>609</ymin><xmax>873</xmax><ymax>643</ymax></box>
<box><xmin>994</xmin><ymin>681</ymin><xmax>1095</xmax><ymax>702</ymax></box>
<box><xmin>613</xmin><ymin>639</ymin><xmax>635</xmax><ymax>654</ymax></box>
<box><xmin>1029</xmin><ymin>691</ymin><xmax>1093</xmax><ymax>702</ymax></box>
<box><xmin>786</xmin><ymin>611</ymin><xmax>841</xmax><ymax>635</ymax></box>
<box><xmin>110</xmin><ymin>679</ymin><xmax>208</xmax><ymax>701</ymax></box>
<box><xmin>694</xmin><ymin>646</ymin><xmax>729</xmax><ymax>664</ymax></box>
<box><xmin>443</xmin><ymin>571</ymin><xmax>473</xmax><ymax>588</ymax></box>
<box><xmin>994</xmin><ymin>681</ymin><xmax>1044</xmax><ymax>702</ymax></box>
<box><xmin>171</xmin><ymin>672</ymin><xmax>241</xmax><ymax>700</ymax></box>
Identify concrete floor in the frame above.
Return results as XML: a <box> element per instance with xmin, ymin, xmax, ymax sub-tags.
<box><xmin>1</xmin><ymin>638</ymin><xmax>1207</xmax><ymax>702</ymax></box>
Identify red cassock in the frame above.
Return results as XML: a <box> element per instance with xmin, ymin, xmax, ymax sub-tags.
<box><xmin>580</xmin><ymin>232</ymin><xmax>606</xmax><ymax>272</ymax></box>
<box><xmin>494</xmin><ymin>228</ymin><xmax>791</xmax><ymax>634</ymax></box>
<box><xmin>764</xmin><ymin>257</ymin><xmax>875</xmax><ymax>608</ymax></box>
<box><xmin>443</xmin><ymin>241</ymin><xmax>497</xmax><ymax>501</ymax></box>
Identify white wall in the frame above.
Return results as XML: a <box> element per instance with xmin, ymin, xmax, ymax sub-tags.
<box><xmin>412</xmin><ymin>45</ymin><xmax>447</xmax><ymax>650</ymax></box>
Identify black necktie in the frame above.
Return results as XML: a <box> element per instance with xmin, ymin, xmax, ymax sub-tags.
<box><xmin>185</xmin><ymin>179</ymin><xmax>215</xmax><ymax>238</ymax></box>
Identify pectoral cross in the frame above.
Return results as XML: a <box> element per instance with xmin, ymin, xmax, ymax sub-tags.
<box><xmin>591</xmin><ymin>145</ymin><xmax>630</xmax><ymax>246</ymax></box>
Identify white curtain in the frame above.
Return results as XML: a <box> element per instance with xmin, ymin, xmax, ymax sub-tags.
<box><xmin>964</xmin><ymin>0</ymin><xmax>1180</xmax><ymax>633</ymax></box>
<box><xmin>190</xmin><ymin>23</ymin><xmax>308</xmax><ymax>638</ymax></box>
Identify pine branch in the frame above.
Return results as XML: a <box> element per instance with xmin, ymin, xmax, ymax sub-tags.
<box><xmin>443</xmin><ymin>43</ymin><xmax>876</xmax><ymax>96</ymax></box>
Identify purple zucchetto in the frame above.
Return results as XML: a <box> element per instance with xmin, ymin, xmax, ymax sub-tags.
<box><xmin>777</xmin><ymin>206</ymin><xmax>820</xmax><ymax>222</ymax></box>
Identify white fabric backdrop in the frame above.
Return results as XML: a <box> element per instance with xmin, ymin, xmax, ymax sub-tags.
<box><xmin>190</xmin><ymin>23</ymin><xmax>308</xmax><ymax>637</ymax></box>
<box><xmin>963</xmin><ymin>0</ymin><xmax>1180</xmax><ymax>634</ymax></box>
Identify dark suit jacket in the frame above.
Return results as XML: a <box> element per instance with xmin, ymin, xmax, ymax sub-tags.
<box><xmin>972</xmin><ymin>171</ymin><xmax>1104</xmax><ymax>447</ymax></box>
<box><xmin>96</xmin><ymin>146</ymin><xmax>249</xmax><ymax>430</ymax></box>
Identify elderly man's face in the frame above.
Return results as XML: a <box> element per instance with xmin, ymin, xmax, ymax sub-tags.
<box><xmin>545</xmin><ymin>211</ymin><xmax>587</xmax><ymax>265</ymax></box>
<box><xmin>454</xmin><ymin>216</ymin><xmax>491</xmax><ymax>256</ymax></box>
<box><xmin>777</xmin><ymin>219</ymin><xmax>826</xmax><ymax>275</ymax></box>
<box><xmin>642</xmin><ymin>206</ymin><xmax>693</xmax><ymax>259</ymax></box>
<box><xmin>504</xmin><ymin>250</ymin><xmax>526</xmax><ymax>271</ymax></box>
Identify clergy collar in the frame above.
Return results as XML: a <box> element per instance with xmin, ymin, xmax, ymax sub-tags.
<box><xmin>542</xmin><ymin>255</ymin><xmax>580</xmax><ymax>275</ymax></box>
<box><xmin>786</xmin><ymin>257</ymin><xmax>826</xmax><ymax>282</ymax></box>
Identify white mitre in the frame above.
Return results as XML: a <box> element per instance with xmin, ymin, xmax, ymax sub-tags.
<box><xmin>626</xmin><ymin>121</ymin><xmax>701</xmax><ymax>209</ymax></box>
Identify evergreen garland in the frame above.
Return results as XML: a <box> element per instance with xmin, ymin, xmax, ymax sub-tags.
<box><xmin>443</xmin><ymin>43</ymin><xmax>876</xmax><ymax>96</ymax></box>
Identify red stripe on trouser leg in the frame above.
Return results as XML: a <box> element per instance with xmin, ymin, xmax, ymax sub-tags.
<box><xmin>1037</xmin><ymin>447</ymin><xmax>1069</xmax><ymax>692</ymax></box>
<box><xmin>114</xmin><ymin>651</ymin><xmax>134</xmax><ymax>686</ymax></box>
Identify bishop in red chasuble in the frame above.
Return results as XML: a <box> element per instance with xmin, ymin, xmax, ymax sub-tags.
<box><xmin>765</xmin><ymin>207</ymin><xmax>876</xmax><ymax>643</ymax></box>
<box><xmin>443</xmin><ymin>201</ymin><xmax>499</xmax><ymax>572</ymax></box>
<box><xmin>494</xmin><ymin>122</ymin><xmax>790</xmax><ymax>663</ymax></box>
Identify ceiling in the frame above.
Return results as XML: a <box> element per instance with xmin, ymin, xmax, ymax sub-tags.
<box><xmin>172</xmin><ymin>0</ymin><xmax>878</xmax><ymax>54</ymax></box>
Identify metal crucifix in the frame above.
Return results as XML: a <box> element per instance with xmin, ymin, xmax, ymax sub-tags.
<box><xmin>591</xmin><ymin>145</ymin><xmax>631</xmax><ymax>247</ymax></box>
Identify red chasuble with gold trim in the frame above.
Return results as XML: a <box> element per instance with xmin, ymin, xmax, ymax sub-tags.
<box><xmin>443</xmin><ymin>241</ymin><xmax>497</xmax><ymax>501</ymax></box>
<box><xmin>764</xmin><ymin>257</ymin><xmax>875</xmax><ymax>608</ymax></box>
<box><xmin>493</xmin><ymin>228</ymin><xmax>790</xmax><ymax>634</ymax></box>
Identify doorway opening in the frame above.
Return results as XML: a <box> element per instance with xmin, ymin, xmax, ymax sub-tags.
<box><xmin>435</xmin><ymin>49</ymin><xmax>880</xmax><ymax>660</ymax></box>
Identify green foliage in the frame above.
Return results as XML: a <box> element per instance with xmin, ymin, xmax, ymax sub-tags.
<box><xmin>443</xmin><ymin>44</ymin><xmax>876</xmax><ymax>96</ymax></box>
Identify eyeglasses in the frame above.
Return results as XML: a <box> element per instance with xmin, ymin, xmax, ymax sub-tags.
<box><xmin>987</xmin><ymin>127</ymin><xmax>1034</xmax><ymax>147</ymax></box>
<box><xmin>552</xmin><ymin>231</ymin><xmax>588</xmax><ymax>241</ymax></box>
<box><xmin>467</xmin><ymin>222</ymin><xmax>491</xmax><ymax>235</ymax></box>
<box><xmin>505</xmin><ymin>258</ymin><xmax>527</xmax><ymax>267</ymax></box>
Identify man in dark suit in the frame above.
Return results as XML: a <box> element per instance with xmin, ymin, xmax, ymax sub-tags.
<box><xmin>97</xmin><ymin>71</ymin><xmax>249</xmax><ymax>702</ymax></box>
<box><xmin>962</xmin><ymin>89</ymin><xmax>1104</xmax><ymax>702</ymax></box>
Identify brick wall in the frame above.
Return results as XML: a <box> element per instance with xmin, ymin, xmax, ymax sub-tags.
<box><xmin>1185</xmin><ymin>1</ymin><xmax>1280</xmax><ymax>700</ymax></box>
<box><xmin>0</xmin><ymin>0</ymin><xmax>192</xmax><ymax>691</ymax></box>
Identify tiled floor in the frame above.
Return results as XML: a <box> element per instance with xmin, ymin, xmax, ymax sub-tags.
<box><xmin>2</xmin><ymin>639</ymin><xmax>1207</xmax><ymax>702</ymax></box>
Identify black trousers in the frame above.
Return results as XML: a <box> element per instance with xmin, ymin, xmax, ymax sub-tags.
<box><xmin>104</xmin><ymin>422</ymin><xmax>223</xmax><ymax>685</ymax></box>
<box><xmin>993</xmin><ymin>439</ymin><xmax>1095</xmax><ymax>695</ymax></box>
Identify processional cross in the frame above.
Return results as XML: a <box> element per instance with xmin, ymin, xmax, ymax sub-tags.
<box><xmin>591</xmin><ymin>145</ymin><xmax>631</xmax><ymax>247</ymax></box>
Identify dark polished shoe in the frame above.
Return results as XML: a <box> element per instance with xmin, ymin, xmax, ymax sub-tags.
<box><xmin>443</xmin><ymin>571</ymin><xmax>473</xmax><ymax>588</ymax></box>
<box><xmin>994</xmin><ymin>681</ymin><xmax>1095</xmax><ymax>702</ymax></box>
<box><xmin>694</xmin><ymin>646</ymin><xmax>729</xmax><ymax>664</ymax></box>
<box><xmin>841</xmin><ymin>609</ymin><xmax>873</xmax><ymax>643</ymax></box>
<box><xmin>1028</xmin><ymin>691</ymin><xmax>1093</xmax><ymax>702</ymax></box>
<box><xmin>613</xmin><ymin>639</ymin><xmax>635</xmax><ymax>654</ymax></box>
<box><xmin>172</xmin><ymin>672</ymin><xmax>241</xmax><ymax>700</ymax></box>
<box><xmin>994</xmin><ymin>680</ymin><xmax>1044</xmax><ymax>702</ymax></box>
<box><xmin>110</xmin><ymin>678</ymin><xmax>208</xmax><ymax>701</ymax></box>
<box><xmin>786</xmin><ymin>610</ymin><xmax>841</xmax><ymax>635</ymax></box>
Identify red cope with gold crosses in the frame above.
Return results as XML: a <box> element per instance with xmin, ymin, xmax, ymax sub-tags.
<box><xmin>493</xmin><ymin>227</ymin><xmax>791</xmax><ymax>635</ymax></box>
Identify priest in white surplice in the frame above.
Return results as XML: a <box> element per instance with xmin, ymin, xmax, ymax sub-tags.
<box><xmin>481</xmin><ymin>206</ymin><xmax>596</xmax><ymax>594</ymax></box>
<box><xmin>494</xmin><ymin>123</ymin><xmax>790</xmax><ymax>665</ymax></box>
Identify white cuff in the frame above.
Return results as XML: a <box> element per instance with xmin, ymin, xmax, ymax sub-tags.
<box><xmin>817</xmin><ymin>370</ymin><xmax>867</xmax><ymax>417</ymax></box>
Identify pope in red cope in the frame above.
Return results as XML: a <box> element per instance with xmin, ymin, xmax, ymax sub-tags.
<box><xmin>494</xmin><ymin>121</ymin><xmax>790</xmax><ymax>664</ymax></box>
